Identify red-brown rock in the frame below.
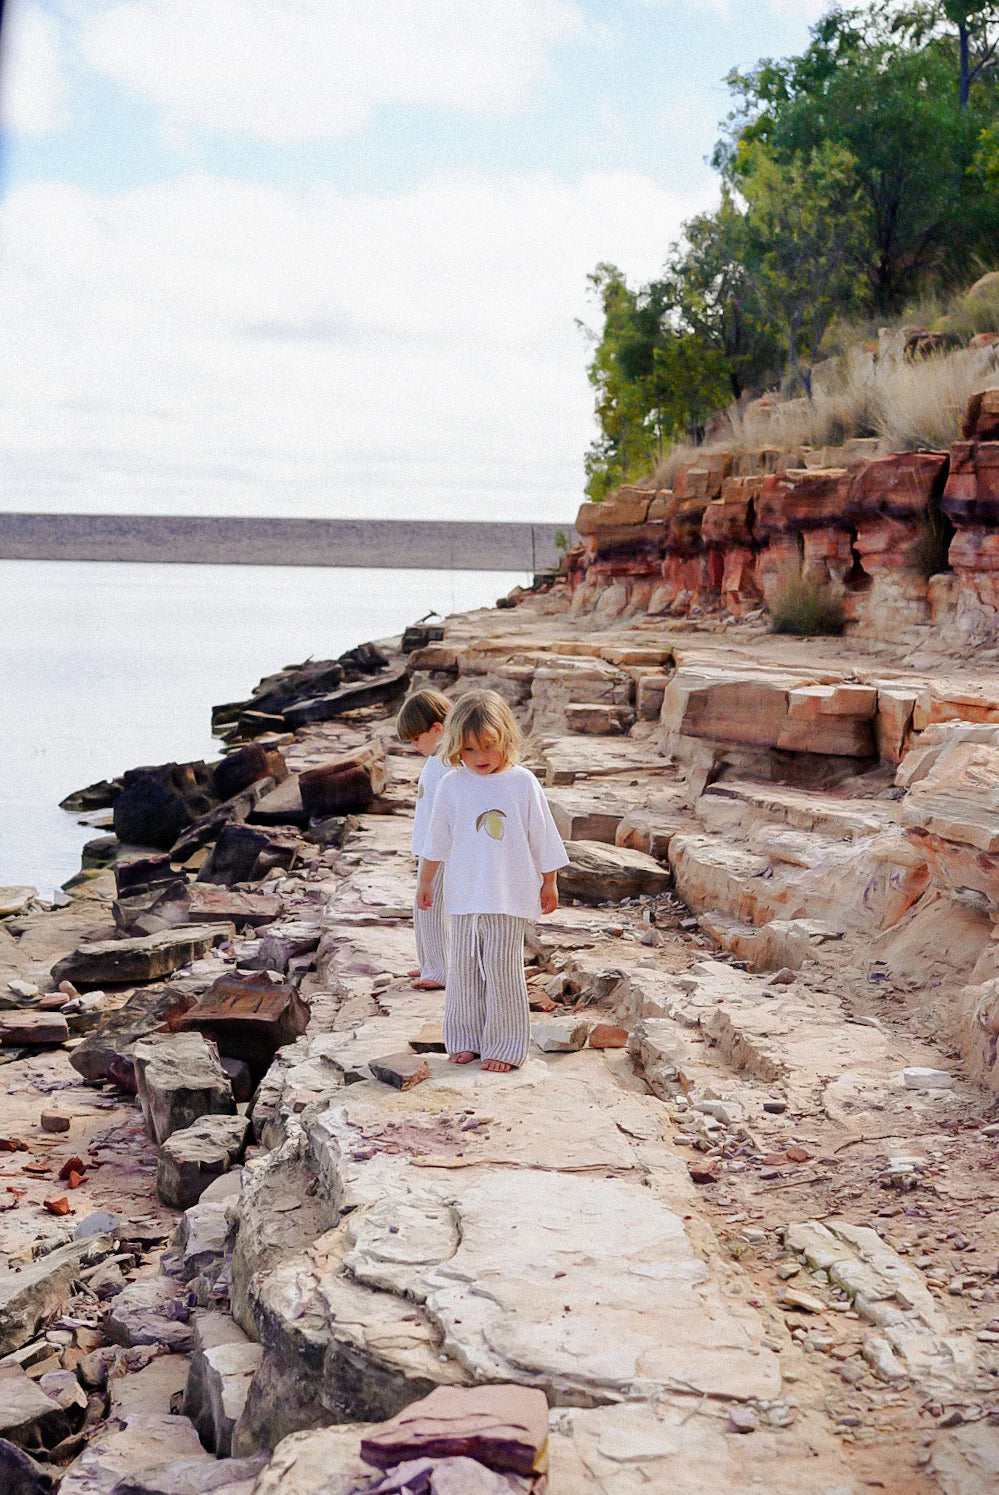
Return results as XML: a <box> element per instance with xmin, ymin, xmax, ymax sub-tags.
<box><xmin>962</xmin><ymin>387</ymin><xmax>999</xmax><ymax>441</ymax></box>
<box><xmin>360</xmin><ymin>1384</ymin><xmax>550</xmax><ymax>1476</ymax></box>
<box><xmin>588</xmin><ymin>1023</ymin><xmax>628</xmax><ymax>1049</ymax></box>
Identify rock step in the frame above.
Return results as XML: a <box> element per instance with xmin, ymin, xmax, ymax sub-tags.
<box><xmin>697</xmin><ymin>779</ymin><xmax>897</xmax><ymax>841</ymax></box>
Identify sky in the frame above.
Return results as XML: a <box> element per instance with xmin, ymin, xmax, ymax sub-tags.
<box><xmin>0</xmin><ymin>0</ymin><xmax>830</xmax><ymax>523</ymax></box>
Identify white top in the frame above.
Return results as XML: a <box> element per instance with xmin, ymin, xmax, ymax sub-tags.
<box><xmin>412</xmin><ymin>751</ymin><xmax>449</xmax><ymax>857</ymax></box>
<box><xmin>423</xmin><ymin>763</ymin><xmax>569</xmax><ymax>919</ymax></box>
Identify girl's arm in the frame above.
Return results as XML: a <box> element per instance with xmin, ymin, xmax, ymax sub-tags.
<box><xmin>540</xmin><ymin>869</ymin><xmax>559</xmax><ymax>915</ymax></box>
<box><xmin>417</xmin><ymin>859</ymin><xmax>443</xmax><ymax>909</ymax></box>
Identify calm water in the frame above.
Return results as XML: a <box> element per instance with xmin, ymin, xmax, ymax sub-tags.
<box><xmin>1</xmin><ymin>560</ymin><xmax>523</xmax><ymax>897</ymax></box>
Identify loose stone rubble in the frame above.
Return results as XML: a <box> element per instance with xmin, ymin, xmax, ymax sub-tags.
<box><xmin>7</xmin><ymin>514</ymin><xmax>999</xmax><ymax>1492</ymax></box>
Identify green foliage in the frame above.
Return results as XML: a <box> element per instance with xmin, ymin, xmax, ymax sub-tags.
<box><xmin>719</xmin><ymin>5</ymin><xmax>999</xmax><ymax>312</ymax></box>
<box><xmin>740</xmin><ymin>141</ymin><xmax>870</xmax><ymax>396</ymax></box>
<box><xmin>579</xmin><ymin>1</ymin><xmax>999</xmax><ymax>496</ymax></box>
<box><xmin>579</xmin><ymin>264</ymin><xmax>734</xmax><ymax>500</ymax></box>
<box><xmin>768</xmin><ymin>568</ymin><xmax>846</xmax><ymax>636</ymax></box>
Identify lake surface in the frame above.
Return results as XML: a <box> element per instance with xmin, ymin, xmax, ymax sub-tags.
<box><xmin>1</xmin><ymin>559</ymin><xmax>523</xmax><ymax>897</ymax></box>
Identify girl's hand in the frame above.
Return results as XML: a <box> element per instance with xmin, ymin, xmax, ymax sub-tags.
<box><xmin>417</xmin><ymin>884</ymin><xmax>434</xmax><ymax>910</ymax></box>
<box><xmin>540</xmin><ymin>873</ymin><xmax>559</xmax><ymax>915</ymax></box>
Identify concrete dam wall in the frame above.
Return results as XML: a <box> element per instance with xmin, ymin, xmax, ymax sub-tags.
<box><xmin>0</xmin><ymin>513</ymin><xmax>575</xmax><ymax>572</ymax></box>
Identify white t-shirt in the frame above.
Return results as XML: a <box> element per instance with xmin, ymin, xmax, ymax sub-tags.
<box><xmin>423</xmin><ymin>763</ymin><xmax>569</xmax><ymax>919</ymax></box>
<box><xmin>412</xmin><ymin>751</ymin><xmax>449</xmax><ymax>858</ymax></box>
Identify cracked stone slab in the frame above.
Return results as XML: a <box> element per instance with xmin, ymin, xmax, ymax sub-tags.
<box><xmin>548</xmin><ymin>1402</ymin><xmax>862</xmax><ymax>1495</ymax></box>
<box><xmin>296</xmin><ymin>1069</ymin><xmax>781</xmax><ymax>1406</ymax></box>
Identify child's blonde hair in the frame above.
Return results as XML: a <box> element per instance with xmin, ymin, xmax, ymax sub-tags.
<box><xmin>441</xmin><ymin>689</ymin><xmax>520</xmax><ymax>768</ymax></box>
<box><xmin>396</xmin><ymin>688</ymin><xmax>452</xmax><ymax>742</ymax></box>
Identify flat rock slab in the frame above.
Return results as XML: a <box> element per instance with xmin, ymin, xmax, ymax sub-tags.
<box><xmin>549</xmin><ymin>1402</ymin><xmax>857</xmax><ymax>1495</ymax></box>
<box><xmin>134</xmin><ymin>1033</ymin><xmax>235</xmax><ymax>1146</ymax></box>
<box><xmin>188</xmin><ymin>1339</ymin><xmax>264</xmax><ymax>1457</ymax></box>
<box><xmin>0</xmin><ymin>1013</ymin><xmax>70</xmax><ymax>1047</ymax></box>
<box><xmin>173</xmin><ymin>1200</ymin><xmax>231</xmax><ymax>1280</ymax></box>
<box><xmin>409</xmin><ymin>1024</ymin><xmax>446</xmax><ymax>1053</ymax></box>
<box><xmin>51</xmin><ymin>925</ymin><xmax>234</xmax><ymax>989</ymax></box>
<box><xmin>559</xmin><ymin>840</ymin><xmax>671</xmax><ymax>904</ymax></box>
<box><xmin>532</xmin><ymin>1019</ymin><xmax>589</xmax><ymax>1053</ymax></box>
<box><xmin>157</xmin><ymin>1114</ymin><xmax>251</xmax><ymax>1210</ymax></box>
<box><xmin>300</xmin><ymin>1070</ymin><xmax>781</xmax><ymax>1405</ymax></box>
<box><xmin>0</xmin><ymin>887</ymin><xmax>37</xmax><ymax>917</ymax></box>
<box><xmin>186</xmin><ymin>889</ymin><xmax>283</xmax><ymax>928</ymax></box>
<box><xmin>252</xmin><ymin>1426</ymin><xmax>370</xmax><ymax>1495</ymax></box>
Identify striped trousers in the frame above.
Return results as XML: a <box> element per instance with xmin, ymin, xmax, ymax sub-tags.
<box><xmin>413</xmin><ymin>861</ymin><xmax>447</xmax><ymax>984</ymax></box>
<box><xmin>445</xmin><ymin>914</ymin><xmax>530</xmax><ymax>1067</ymax></box>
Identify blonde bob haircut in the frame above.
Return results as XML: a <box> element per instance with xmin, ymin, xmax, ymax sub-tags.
<box><xmin>440</xmin><ymin>689</ymin><xmax>521</xmax><ymax>769</ymax></box>
<box><xmin>396</xmin><ymin>688</ymin><xmax>452</xmax><ymax>742</ymax></box>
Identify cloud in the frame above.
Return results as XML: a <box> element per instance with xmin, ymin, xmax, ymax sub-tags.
<box><xmin>79</xmin><ymin>0</ymin><xmax>586</xmax><ymax>142</ymax></box>
<box><xmin>0</xmin><ymin>1</ymin><xmax>69</xmax><ymax>134</ymax></box>
<box><xmin>0</xmin><ymin>168</ymin><xmax>716</xmax><ymax>520</ymax></box>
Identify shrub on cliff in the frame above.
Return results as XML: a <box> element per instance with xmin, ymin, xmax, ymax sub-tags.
<box><xmin>769</xmin><ymin>568</ymin><xmax>845</xmax><ymax>636</ymax></box>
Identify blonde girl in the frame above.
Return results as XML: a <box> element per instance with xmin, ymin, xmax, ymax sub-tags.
<box><xmin>418</xmin><ymin>690</ymin><xmax>567</xmax><ymax>1072</ymax></box>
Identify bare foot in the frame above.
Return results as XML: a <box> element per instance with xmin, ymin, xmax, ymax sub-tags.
<box><xmin>407</xmin><ymin>968</ymin><xmax>420</xmax><ymax>978</ymax></box>
<box><xmin>481</xmin><ymin>1059</ymin><xmax>514</xmax><ymax>1073</ymax></box>
<box><xmin>448</xmin><ymin>1051</ymin><xmax>477</xmax><ymax>1064</ymax></box>
<box><xmin>411</xmin><ymin>978</ymin><xmax>445</xmax><ymax>990</ymax></box>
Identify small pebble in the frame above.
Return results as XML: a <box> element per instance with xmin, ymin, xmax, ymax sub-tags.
<box><xmin>40</xmin><ymin>1111</ymin><xmax>72</xmax><ymax>1134</ymax></box>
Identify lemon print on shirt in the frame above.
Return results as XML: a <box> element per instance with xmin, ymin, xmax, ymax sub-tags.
<box><xmin>475</xmin><ymin>809</ymin><xmax>506</xmax><ymax>840</ymax></box>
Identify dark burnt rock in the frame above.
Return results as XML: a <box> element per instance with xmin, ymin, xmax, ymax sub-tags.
<box><xmin>211</xmin><ymin>743</ymin><xmax>287</xmax><ymax>802</ymax></box>
<box><xmin>401</xmin><ymin>623</ymin><xmax>445</xmax><ymax>651</ymax></box>
<box><xmin>245</xmin><ymin>659</ymin><xmax>345</xmax><ymax>718</ymax></box>
<box><xmin>338</xmin><ymin>640</ymin><xmax>390</xmax><ymax>677</ymax></box>
<box><xmin>115</xmin><ymin>855</ymin><xmax>181</xmax><ymax>899</ymax></box>
<box><xmin>233</xmin><ymin>712</ymin><xmax>287</xmax><ymax>740</ymax></box>
<box><xmin>113</xmin><ymin>882</ymin><xmax>191</xmax><ymax>937</ymax></box>
<box><xmin>196</xmin><ymin>823</ymin><xmax>299</xmax><ymax>887</ymax></box>
<box><xmin>170</xmin><ymin>778</ymin><xmax>279</xmax><ymax>860</ymax></box>
<box><xmin>113</xmin><ymin>763</ymin><xmax>217</xmax><ymax>851</ymax></box>
<box><xmin>81</xmin><ymin>836</ymin><xmax>120</xmax><ymax>870</ymax></box>
<box><xmin>0</xmin><ymin>1438</ymin><xmax>54</xmax><ymax>1495</ymax></box>
<box><xmin>282</xmin><ymin>669</ymin><xmax>409</xmax><ymax>729</ymax></box>
<box><xmin>59</xmin><ymin>778</ymin><xmax>122</xmax><ymax>813</ymax></box>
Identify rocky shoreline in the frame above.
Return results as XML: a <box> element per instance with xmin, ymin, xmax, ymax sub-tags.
<box><xmin>3</xmin><ymin>575</ymin><xmax>999</xmax><ymax>1494</ymax></box>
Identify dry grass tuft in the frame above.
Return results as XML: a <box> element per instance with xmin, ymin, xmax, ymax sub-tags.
<box><xmin>652</xmin><ymin>346</ymin><xmax>999</xmax><ymax>486</ymax></box>
<box><xmin>769</xmin><ymin>567</ymin><xmax>845</xmax><ymax>636</ymax></box>
<box><xmin>871</xmin><ymin>350</ymin><xmax>999</xmax><ymax>450</ymax></box>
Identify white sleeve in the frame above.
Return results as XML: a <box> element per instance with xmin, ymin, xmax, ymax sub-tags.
<box><xmin>423</xmin><ymin>779</ymin><xmax>453</xmax><ymax>863</ymax></box>
<box><xmin>528</xmin><ymin>777</ymin><xmax>569</xmax><ymax>874</ymax></box>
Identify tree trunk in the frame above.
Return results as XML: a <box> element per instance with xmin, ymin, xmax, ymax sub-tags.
<box><xmin>959</xmin><ymin>23</ymin><xmax>971</xmax><ymax>109</ymax></box>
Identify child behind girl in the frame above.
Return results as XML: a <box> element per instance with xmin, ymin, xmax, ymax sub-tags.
<box><xmin>396</xmin><ymin>688</ymin><xmax>452</xmax><ymax>991</ymax></box>
<box><xmin>417</xmin><ymin>689</ymin><xmax>568</xmax><ymax>1072</ymax></box>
